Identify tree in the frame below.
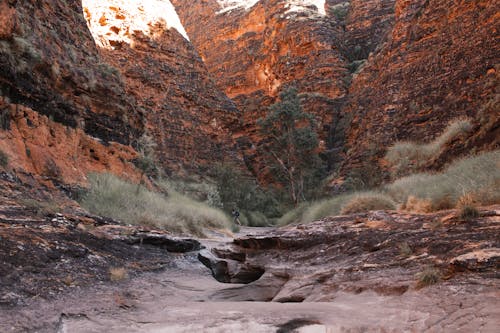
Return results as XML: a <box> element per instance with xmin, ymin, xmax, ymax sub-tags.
<box><xmin>258</xmin><ymin>87</ymin><xmax>324</xmax><ymax>205</ymax></box>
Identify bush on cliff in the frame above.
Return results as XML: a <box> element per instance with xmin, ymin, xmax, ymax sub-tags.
<box><xmin>80</xmin><ymin>173</ymin><xmax>231</xmax><ymax>236</ymax></box>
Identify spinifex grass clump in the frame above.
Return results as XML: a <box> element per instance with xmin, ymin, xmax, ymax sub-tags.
<box><xmin>80</xmin><ymin>173</ymin><xmax>231</xmax><ymax>236</ymax></box>
<box><xmin>386</xmin><ymin>118</ymin><xmax>473</xmax><ymax>177</ymax></box>
<box><xmin>387</xmin><ymin>150</ymin><xmax>500</xmax><ymax>212</ymax></box>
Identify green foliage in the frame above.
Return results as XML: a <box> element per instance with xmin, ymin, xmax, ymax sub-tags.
<box><xmin>0</xmin><ymin>149</ymin><xmax>8</xmax><ymax>168</ymax></box>
<box><xmin>258</xmin><ymin>87</ymin><xmax>325</xmax><ymax>205</ymax></box>
<box><xmin>213</xmin><ymin>163</ymin><xmax>282</xmax><ymax>220</ymax></box>
<box><xmin>80</xmin><ymin>173</ymin><xmax>231</xmax><ymax>236</ymax></box>
<box><xmin>331</xmin><ymin>2</ymin><xmax>350</xmax><ymax>21</ymax></box>
<box><xmin>386</xmin><ymin>118</ymin><xmax>473</xmax><ymax>178</ymax></box>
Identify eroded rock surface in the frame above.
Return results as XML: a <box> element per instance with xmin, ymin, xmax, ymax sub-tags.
<box><xmin>203</xmin><ymin>207</ymin><xmax>500</xmax><ymax>304</ymax></box>
<box><xmin>171</xmin><ymin>0</ymin><xmax>350</xmax><ymax>177</ymax></box>
<box><xmin>0</xmin><ymin>173</ymin><xmax>200</xmax><ymax>308</ymax></box>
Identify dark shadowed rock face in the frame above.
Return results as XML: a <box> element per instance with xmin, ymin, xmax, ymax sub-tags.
<box><xmin>0</xmin><ymin>0</ymin><xmax>141</xmax><ymax>145</ymax></box>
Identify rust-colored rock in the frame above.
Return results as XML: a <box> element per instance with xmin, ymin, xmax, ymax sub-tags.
<box><xmin>0</xmin><ymin>100</ymin><xmax>141</xmax><ymax>185</ymax></box>
<box><xmin>340</xmin><ymin>0</ymin><xmax>499</xmax><ymax>180</ymax></box>
<box><xmin>82</xmin><ymin>0</ymin><xmax>241</xmax><ymax>174</ymax></box>
<box><xmin>0</xmin><ymin>0</ymin><xmax>141</xmax><ymax>145</ymax></box>
<box><xmin>171</xmin><ymin>0</ymin><xmax>350</xmax><ymax>176</ymax></box>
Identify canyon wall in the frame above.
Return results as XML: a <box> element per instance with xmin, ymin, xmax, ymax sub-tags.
<box><xmin>82</xmin><ymin>0</ymin><xmax>241</xmax><ymax>175</ymax></box>
<box><xmin>0</xmin><ymin>0</ymin><xmax>143</xmax><ymax>184</ymax></box>
<box><xmin>0</xmin><ymin>0</ymin><xmax>241</xmax><ymax>184</ymax></box>
<box><xmin>341</xmin><ymin>0</ymin><xmax>499</xmax><ymax>182</ymax></box>
<box><xmin>171</xmin><ymin>0</ymin><xmax>351</xmax><ymax>175</ymax></box>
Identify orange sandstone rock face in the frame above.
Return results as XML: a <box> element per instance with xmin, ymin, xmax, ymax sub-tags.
<box><xmin>0</xmin><ymin>99</ymin><xmax>141</xmax><ymax>185</ymax></box>
<box><xmin>340</xmin><ymin>0</ymin><xmax>499</xmax><ymax>179</ymax></box>
<box><xmin>82</xmin><ymin>0</ymin><xmax>241</xmax><ymax>174</ymax></box>
<box><xmin>171</xmin><ymin>0</ymin><xmax>350</xmax><ymax>175</ymax></box>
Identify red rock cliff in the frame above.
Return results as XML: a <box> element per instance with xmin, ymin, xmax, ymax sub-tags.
<box><xmin>171</xmin><ymin>0</ymin><xmax>350</xmax><ymax>176</ymax></box>
<box><xmin>0</xmin><ymin>0</ymin><xmax>241</xmax><ymax>184</ymax></box>
<box><xmin>0</xmin><ymin>0</ymin><xmax>144</xmax><ymax>184</ymax></box>
<box><xmin>82</xmin><ymin>0</ymin><xmax>241</xmax><ymax>175</ymax></box>
<box><xmin>341</xmin><ymin>0</ymin><xmax>499</xmax><ymax>181</ymax></box>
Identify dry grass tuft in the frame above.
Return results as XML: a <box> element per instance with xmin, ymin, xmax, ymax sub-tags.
<box><xmin>80</xmin><ymin>173</ymin><xmax>231</xmax><ymax>236</ymax></box>
<box><xmin>416</xmin><ymin>267</ymin><xmax>441</xmax><ymax>288</ymax></box>
<box><xmin>19</xmin><ymin>198</ymin><xmax>60</xmax><ymax>216</ymax></box>
<box><xmin>386</xmin><ymin>150</ymin><xmax>500</xmax><ymax>212</ymax></box>
<box><xmin>398</xmin><ymin>242</ymin><xmax>413</xmax><ymax>257</ymax></box>
<box><xmin>459</xmin><ymin>205</ymin><xmax>480</xmax><ymax>221</ymax></box>
<box><xmin>109</xmin><ymin>267</ymin><xmax>128</xmax><ymax>282</ymax></box>
<box><xmin>340</xmin><ymin>192</ymin><xmax>396</xmax><ymax>215</ymax></box>
<box><xmin>386</xmin><ymin>118</ymin><xmax>473</xmax><ymax>177</ymax></box>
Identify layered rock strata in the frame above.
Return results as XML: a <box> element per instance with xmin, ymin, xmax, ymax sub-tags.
<box><xmin>340</xmin><ymin>0</ymin><xmax>499</xmax><ymax>179</ymax></box>
<box><xmin>0</xmin><ymin>0</ymin><xmax>144</xmax><ymax>184</ymax></box>
<box><xmin>171</xmin><ymin>0</ymin><xmax>350</xmax><ymax>175</ymax></box>
<box><xmin>83</xmin><ymin>0</ymin><xmax>241</xmax><ymax>174</ymax></box>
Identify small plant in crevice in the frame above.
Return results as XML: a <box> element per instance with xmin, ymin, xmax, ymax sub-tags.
<box><xmin>0</xmin><ymin>149</ymin><xmax>8</xmax><ymax>168</ymax></box>
<box><xmin>398</xmin><ymin>242</ymin><xmax>413</xmax><ymax>257</ymax></box>
<box><xmin>19</xmin><ymin>198</ymin><xmax>60</xmax><ymax>216</ymax></box>
<box><xmin>133</xmin><ymin>133</ymin><xmax>159</xmax><ymax>177</ymax></box>
<box><xmin>459</xmin><ymin>205</ymin><xmax>480</xmax><ymax>222</ymax></box>
<box><xmin>416</xmin><ymin>267</ymin><xmax>441</xmax><ymax>288</ymax></box>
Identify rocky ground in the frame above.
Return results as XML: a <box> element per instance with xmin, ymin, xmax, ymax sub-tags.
<box><xmin>0</xmin><ymin>172</ymin><xmax>499</xmax><ymax>332</ymax></box>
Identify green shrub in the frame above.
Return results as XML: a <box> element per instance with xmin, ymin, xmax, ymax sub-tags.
<box><xmin>386</xmin><ymin>118</ymin><xmax>473</xmax><ymax>177</ymax></box>
<box><xmin>386</xmin><ymin>150</ymin><xmax>500</xmax><ymax>211</ymax></box>
<box><xmin>213</xmin><ymin>163</ymin><xmax>283</xmax><ymax>219</ymax></box>
<box><xmin>459</xmin><ymin>205</ymin><xmax>480</xmax><ymax>221</ymax></box>
<box><xmin>340</xmin><ymin>192</ymin><xmax>396</xmax><ymax>215</ymax></box>
<box><xmin>0</xmin><ymin>149</ymin><xmax>8</xmax><ymax>168</ymax></box>
<box><xmin>80</xmin><ymin>173</ymin><xmax>231</xmax><ymax>236</ymax></box>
